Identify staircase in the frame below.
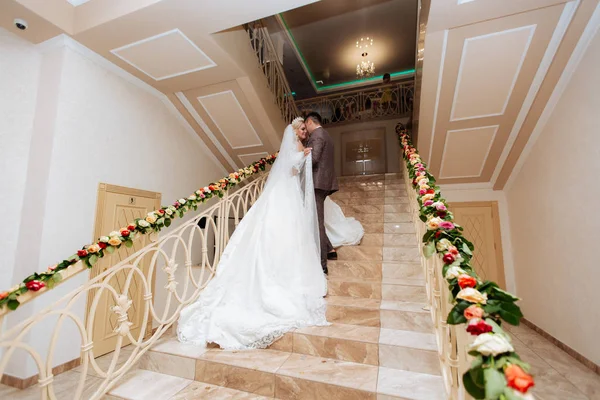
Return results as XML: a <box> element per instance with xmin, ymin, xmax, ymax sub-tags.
<box><xmin>104</xmin><ymin>173</ymin><xmax>445</xmax><ymax>400</ymax></box>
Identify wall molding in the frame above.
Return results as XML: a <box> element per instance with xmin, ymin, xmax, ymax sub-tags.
<box><xmin>36</xmin><ymin>34</ymin><xmax>228</xmax><ymax>174</ymax></box>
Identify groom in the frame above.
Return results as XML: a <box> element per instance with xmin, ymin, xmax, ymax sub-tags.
<box><xmin>304</xmin><ymin>112</ymin><xmax>339</xmax><ymax>274</ymax></box>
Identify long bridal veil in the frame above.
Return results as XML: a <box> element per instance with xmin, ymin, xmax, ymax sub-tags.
<box><xmin>177</xmin><ymin>124</ymin><xmax>327</xmax><ymax>350</ymax></box>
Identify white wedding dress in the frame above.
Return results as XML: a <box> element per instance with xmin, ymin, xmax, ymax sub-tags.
<box><xmin>177</xmin><ymin>125</ymin><xmax>328</xmax><ymax>350</ymax></box>
<box><xmin>325</xmin><ymin>197</ymin><xmax>364</xmax><ymax>248</ymax></box>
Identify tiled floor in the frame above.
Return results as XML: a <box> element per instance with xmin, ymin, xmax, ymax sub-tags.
<box><xmin>504</xmin><ymin>324</ymin><xmax>600</xmax><ymax>400</ymax></box>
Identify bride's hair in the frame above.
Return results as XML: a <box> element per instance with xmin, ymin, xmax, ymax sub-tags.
<box><xmin>291</xmin><ymin>117</ymin><xmax>304</xmax><ymax>131</ymax></box>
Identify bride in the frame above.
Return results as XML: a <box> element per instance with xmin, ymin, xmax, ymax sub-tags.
<box><xmin>177</xmin><ymin>118</ymin><xmax>328</xmax><ymax>350</ymax></box>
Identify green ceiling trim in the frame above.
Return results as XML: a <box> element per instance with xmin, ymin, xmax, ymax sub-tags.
<box><xmin>279</xmin><ymin>14</ymin><xmax>415</xmax><ymax>92</ymax></box>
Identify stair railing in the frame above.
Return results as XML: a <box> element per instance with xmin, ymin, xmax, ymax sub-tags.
<box><xmin>295</xmin><ymin>82</ymin><xmax>414</xmax><ymax>126</ymax></box>
<box><xmin>0</xmin><ymin>172</ymin><xmax>270</xmax><ymax>399</ymax></box>
<box><xmin>244</xmin><ymin>20</ymin><xmax>300</xmax><ymax>123</ymax></box>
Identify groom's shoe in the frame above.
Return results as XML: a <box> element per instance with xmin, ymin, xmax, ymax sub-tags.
<box><xmin>327</xmin><ymin>251</ymin><xmax>338</xmax><ymax>260</ymax></box>
<box><xmin>323</xmin><ymin>266</ymin><xmax>329</xmax><ymax>275</ymax></box>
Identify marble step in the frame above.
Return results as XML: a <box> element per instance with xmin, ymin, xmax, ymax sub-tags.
<box><xmin>338</xmin><ymin>174</ymin><xmax>385</xmax><ymax>184</ymax></box>
<box><xmin>378</xmin><ymin>329</ymin><xmax>441</xmax><ymax>375</ymax></box>
<box><xmin>380</xmin><ymin>300</ymin><xmax>434</xmax><ymax>333</ymax></box>
<box><xmin>378</xmin><ymin>367</ymin><xmax>446</xmax><ymax>400</ymax></box>
<box><xmin>359</xmin><ymin>233</ymin><xmax>384</xmax><ymax>247</ymax></box>
<box><xmin>327</xmin><ymin>278</ymin><xmax>382</xmax><ymax>299</ymax></box>
<box><xmin>268</xmin><ymin>323</ymin><xmax>380</xmax><ymax>366</ymax></box>
<box><xmin>336</xmin><ymin>246</ymin><xmax>383</xmax><ymax>261</ymax></box>
<box><xmin>381</xmin><ymin>280</ymin><xmax>428</xmax><ymax>303</ymax></box>
<box><xmin>339</xmin><ymin>204</ymin><xmax>385</xmax><ymax>215</ymax></box>
<box><xmin>382</xmin><ymin>246</ymin><xmax>420</xmax><ymax>263</ymax></box>
<box><xmin>384</xmin><ymin>222</ymin><xmax>416</xmax><ymax>234</ymax></box>
<box><xmin>107</xmin><ymin>369</ymin><xmax>271</xmax><ymax>399</ymax></box>
<box><xmin>339</xmin><ymin>211</ymin><xmax>412</xmax><ymax>225</ymax></box>
<box><xmin>326</xmin><ymin>296</ymin><xmax>381</xmax><ymax>327</ymax></box>
<box><xmin>383</xmin><ymin>233</ymin><xmax>418</xmax><ymax>248</ymax></box>
<box><xmin>331</xmin><ymin>197</ymin><xmax>387</xmax><ymax>206</ymax></box>
<box><xmin>138</xmin><ymin>345</ymin><xmax>381</xmax><ymax>399</ymax></box>
<box><xmin>331</xmin><ymin>190</ymin><xmax>386</xmax><ymax>200</ymax></box>
<box><xmin>382</xmin><ymin>262</ymin><xmax>424</xmax><ymax>280</ymax></box>
<box><xmin>328</xmin><ymin>260</ymin><xmax>382</xmax><ymax>280</ymax></box>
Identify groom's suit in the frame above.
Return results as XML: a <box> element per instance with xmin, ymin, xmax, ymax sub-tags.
<box><xmin>306</xmin><ymin>126</ymin><xmax>339</xmax><ymax>272</ymax></box>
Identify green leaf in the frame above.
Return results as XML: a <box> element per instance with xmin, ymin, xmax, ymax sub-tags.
<box><xmin>491</xmin><ymin>287</ymin><xmax>520</xmax><ymax>302</ymax></box>
<box><xmin>422</xmin><ymin>230</ymin><xmax>434</xmax><ymax>243</ymax></box>
<box><xmin>46</xmin><ymin>279</ymin><xmax>55</xmax><ymax>289</ymax></box>
<box><xmin>447</xmin><ymin>301</ymin><xmax>470</xmax><ymax>325</ymax></box>
<box><xmin>165</xmin><ymin>218</ymin><xmax>172</xmax><ymax>228</ymax></box>
<box><xmin>484</xmin><ymin>367</ymin><xmax>507</xmax><ymax>399</ymax></box>
<box><xmin>89</xmin><ymin>255</ymin><xmax>99</xmax><ymax>266</ymax></box>
<box><xmin>7</xmin><ymin>299</ymin><xmax>20</xmax><ymax>310</ymax></box>
<box><xmin>462</xmin><ymin>242</ymin><xmax>473</xmax><ymax>256</ymax></box>
<box><xmin>423</xmin><ymin>242</ymin><xmax>436</xmax><ymax>258</ymax></box>
<box><xmin>124</xmin><ymin>240</ymin><xmax>134</xmax><ymax>248</ymax></box>
<box><xmin>106</xmin><ymin>246</ymin><xmax>115</xmax><ymax>254</ymax></box>
<box><xmin>52</xmin><ymin>273</ymin><xmax>62</xmax><ymax>283</ymax></box>
<box><xmin>503</xmin><ymin>387</ymin><xmax>525</xmax><ymax>400</ymax></box>
<box><xmin>463</xmin><ymin>370</ymin><xmax>486</xmax><ymax>399</ymax></box>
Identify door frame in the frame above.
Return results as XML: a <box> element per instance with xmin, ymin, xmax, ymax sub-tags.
<box><xmin>449</xmin><ymin>201</ymin><xmax>506</xmax><ymax>289</ymax></box>
<box><xmin>85</xmin><ymin>183</ymin><xmax>161</xmax><ymax>354</ymax></box>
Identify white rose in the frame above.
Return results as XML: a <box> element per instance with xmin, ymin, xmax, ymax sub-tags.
<box><xmin>426</xmin><ymin>216</ymin><xmax>442</xmax><ymax>230</ymax></box>
<box><xmin>145</xmin><ymin>213</ymin><xmax>157</xmax><ymax>224</ymax></box>
<box><xmin>178</xmin><ymin>198</ymin><xmax>186</xmax><ymax>204</ymax></box>
<box><xmin>188</xmin><ymin>194</ymin><xmax>197</xmax><ymax>201</ymax></box>
<box><xmin>108</xmin><ymin>231</ymin><xmax>119</xmax><ymax>237</ymax></box>
<box><xmin>168</xmin><ymin>206</ymin><xmax>177</xmax><ymax>212</ymax></box>
<box><xmin>445</xmin><ymin>265</ymin><xmax>466</xmax><ymax>280</ymax></box>
<box><xmin>203</xmin><ymin>186</ymin><xmax>211</xmax><ymax>193</ymax></box>
<box><xmin>469</xmin><ymin>333</ymin><xmax>514</xmax><ymax>356</ymax></box>
<box><xmin>99</xmin><ymin>236</ymin><xmax>109</xmax><ymax>243</ymax></box>
<box><xmin>457</xmin><ymin>287</ymin><xmax>488</xmax><ymax>304</ymax></box>
<box><xmin>165</xmin><ymin>209</ymin><xmax>173</xmax><ymax>216</ymax></box>
<box><xmin>436</xmin><ymin>238</ymin><xmax>452</xmax><ymax>252</ymax></box>
<box><xmin>138</xmin><ymin>220</ymin><xmax>150</xmax><ymax>228</ymax></box>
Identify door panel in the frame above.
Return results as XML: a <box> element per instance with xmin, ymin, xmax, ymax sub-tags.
<box><xmin>450</xmin><ymin>202</ymin><xmax>505</xmax><ymax>288</ymax></box>
<box><xmin>88</xmin><ymin>185</ymin><xmax>160</xmax><ymax>357</ymax></box>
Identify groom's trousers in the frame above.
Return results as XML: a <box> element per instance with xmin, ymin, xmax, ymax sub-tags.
<box><xmin>315</xmin><ymin>189</ymin><xmax>334</xmax><ymax>272</ymax></box>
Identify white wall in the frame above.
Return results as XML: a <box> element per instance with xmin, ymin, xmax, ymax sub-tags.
<box><xmin>505</xmin><ymin>29</ymin><xmax>600</xmax><ymax>364</ymax></box>
<box><xmin>0</xmin><ymin>29</ymin><xmax>41</xmax><ymax>289</ymax></box>
<box><xmin>326</xmin><ymin>117</ymin><xmax>408</xmax><ymax>176</ymax></box>
<box><xmin>0</xmin><ymin>29</ymin><xmax>226</xmax><ymax>378</ymax></box>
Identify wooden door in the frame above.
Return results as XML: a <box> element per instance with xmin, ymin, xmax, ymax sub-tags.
<box><xmin>449</xmin><ymin>202</ymin><xmax>506</xmax><ymax>288</ymax></box>
<box><xmin>87</xmin><ymin>184</ymin><xmax>161</xmax><ymax>357</ymax></box>
<box><xmin>341</xmin><ymin>128</ymin><xmax>386</xmax><ymax>176</ymax></box>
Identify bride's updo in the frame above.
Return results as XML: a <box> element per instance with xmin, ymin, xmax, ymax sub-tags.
<box><xmin>291</xmin><ymin>117</ymin><xmax>304</xmax><ymax>131</ymax></box>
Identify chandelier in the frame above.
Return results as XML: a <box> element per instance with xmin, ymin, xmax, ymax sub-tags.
<box><xmin>356</xmin><ymin>37</ymin><xmax>375</xmax><ymax>79</ymax></box>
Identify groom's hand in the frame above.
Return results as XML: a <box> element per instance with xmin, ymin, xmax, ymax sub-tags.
<box><xmin>304</xmin><ymin>148</ymin><xmax>312</xmax><ymax>156</ymax></box>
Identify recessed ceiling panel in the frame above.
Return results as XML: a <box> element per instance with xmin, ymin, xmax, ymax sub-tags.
<box><xmin>111</xmin><ymin>29</ymin><xmax>216</xmax><ymax>81</ymax></box>
<box><xmin>238</xmin><ymin>152</ymin><xmax>270</xmax><ymax>166</ymax></box>
<box><xmin>197</xmin><ymin>91</ymin><xmax>262</xmax><ymax>149</ymax></box>
<box><xmin>450</xmin><ymin>25</ymin><xmax>536</xmax><ymax>121</ymax></box>
<box><xmin>67</xmin><ymin>0</ymin><xmax>92</xmax><ymax>5</ymax></box>
<box><xmin>440</xmin><ymin>126</ymin><xmax>498</xmax><ymax>179</ymax></box>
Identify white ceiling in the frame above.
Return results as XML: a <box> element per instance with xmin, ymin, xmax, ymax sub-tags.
<box><xmin>66</xmin><ymin>0</ymin><xmax>93</xmax><ymax>6</ymax></box>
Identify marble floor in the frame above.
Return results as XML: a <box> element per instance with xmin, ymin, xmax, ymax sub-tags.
<box><xmin>504</xmin><ymin>324</ymin><xmax>600</xmax><ymax>400</ymax></box>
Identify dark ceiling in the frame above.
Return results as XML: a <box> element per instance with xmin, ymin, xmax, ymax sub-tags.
<box><xmin>277</xmin><ymin>0</ymin><xmax>418</xmax><ymax>99</ymax></box>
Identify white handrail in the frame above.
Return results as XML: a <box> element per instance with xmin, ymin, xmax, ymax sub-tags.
<box><xmin>0</xmin><ymin>173</ymin><xmax>269</xmax><ymax>399</ymax></box>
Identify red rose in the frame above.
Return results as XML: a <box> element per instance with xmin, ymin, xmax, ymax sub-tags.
<box><xmin>458</xmin><ymin>274</ymin><xmax>477</xmax><ymax>289</ymax></box>
<box><xmin>505</xmin><ymin>365</ymin><xmax>534</xmax><ymax>393</ymax></box>
<box><xmin>120</xmin><ymin>229</ymin><xmax>130</xmax><ymax>237</ymax></box>
<box><xmin>25</xmin><ymin>280</ymin><xmax>46</xmax><ymax>292</ymax></box>
<box><xmin>442</xmin><ymin>253</ymin><xmax>455</xmax><ymax>264</ymax></box>
<box><xmin>435</xmin><ymin>231</ymin><xmax>442</xmax><ymax>239</ymax></box>
<box><xmin>437</xmin><ymin>211</ymin><xmax>447</xmax><ymax>218</ymax></box>
<box><xmin>157</xmin><ymin>209</ymin><xmax>165</xmax><ymax>215</ymax></box>
<box><xmin>77</xmin><ymin>249</ymin><xmax>88</xmax><ymax>257</ymax></box>
<box><xmin>128</xmin><ymin>224</ymin><xmax>136</xmax><ymax>231</ymax></box>
<box><xmin>426</xmin><ymin>189</ymin><xmax>435</xmax><ymax>194</ymax></box>
<box><xmin>98</xmin><ymin>242</ymin><xmax>108</xmax><ymax>249</ymax></box>
<box><xmin>449</xmin><ymin>247</ymin><xmax>459</xmax><ymax>256</ymax></box>
<box><xmin>466</xmin><ymin>319</ymin><xmax>493</xmax><ymax>335</ymax></box>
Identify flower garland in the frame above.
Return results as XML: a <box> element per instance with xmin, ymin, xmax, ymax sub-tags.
<box><xmin>397</xmin><ymin>127</ymin><xmax>535</xmax><ymax>400</ymax></box>
<box><xmin>0</xmin><ymin>154</ymin><xmax>278</xmax><ymax>312</ymax></box>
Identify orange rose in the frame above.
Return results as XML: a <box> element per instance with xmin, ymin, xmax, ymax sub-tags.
<box><xmin>0</xmin><ymin>291</ymin><xmax>8</xmax><ymax>300</ymax></box>
<box><xmin>464</xmin><ymin>305</ymin><xmax>484</xmax><ymax>320</ymax></box>
<box><xmin>458</xmin><ymin>274</ymin><xmax>477</xmax><ymax>289</ymax></box>
<box><xmin>505</xmin><ymin>365</ymin><xmax>534</xmax><ymax>393</ymax></box>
